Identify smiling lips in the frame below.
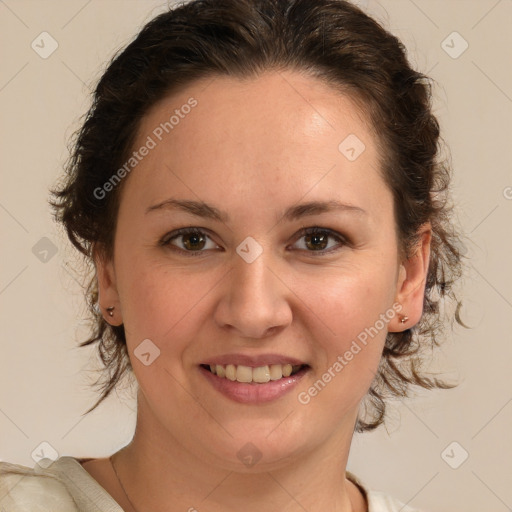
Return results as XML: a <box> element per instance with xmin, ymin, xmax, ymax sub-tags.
<box><xmin>199</xmin><ymin>354</ymin><xmax>310</xmax><ymax>402</ymax></box>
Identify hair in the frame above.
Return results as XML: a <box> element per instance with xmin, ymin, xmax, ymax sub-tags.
<box><xmin>52</xmin><ymin>0</ymin><xmax>464</xmax><ymax>431</ymax></box>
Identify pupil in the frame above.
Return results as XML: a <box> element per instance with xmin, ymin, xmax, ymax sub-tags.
<box><xmin>306</xmin><ymin>233</ymin><xmax>327</xmax><ymax>250</ymax></box>
<box><xmin>184</xmin><ymin>233</ymin><xmax>205</xmax><ymax>250</ymax></box>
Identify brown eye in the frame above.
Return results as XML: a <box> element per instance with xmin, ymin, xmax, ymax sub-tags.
<box><xmin>181</xmin><ymin>231</ymin><xmax>206</xmax><ymax>250</ymax></box>
<box><xmin>161</xmin><ymin>228</ymin><xmax>219</xmax><ymax>255</ymax></box>
<box><xmin>293</xmin><ymin>227</ymin><xmax>346</xmax><ymax>254</ymax></box>
<box><xmin>304</xmin><ymin>231</ymin><xmax>329</xmax><ymax>251</ymax></box>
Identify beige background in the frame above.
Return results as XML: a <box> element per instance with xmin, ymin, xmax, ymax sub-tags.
<box><xmin>1</xmin><ymin>1</ymin><xmax>511</xmax><ymax>510</ymax></box>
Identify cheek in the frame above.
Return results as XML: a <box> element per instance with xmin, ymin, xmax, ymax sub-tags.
<box><xmin>291</xmin><ymin>261</ymin><xmax>398</xmax><ymax>405</ymax></box>
<box><xmin>116</xmin><ymin>256</ymin><xmax>224</xmax><ymax>354</ymax></box>
<box><xmin>294</xmin><ymin>258</ymin><xmax>398</xmax><ymax>342</ymax></box>
<box><xmin>115</xmin><ymin>264</ymin><xmax>215</xmax><ymax>408</ymax></box>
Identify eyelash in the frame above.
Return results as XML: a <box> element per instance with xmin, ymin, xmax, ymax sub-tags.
<box><xmin>159</xmin><ymin>227</ymin><xmax>348</xmax><ymax>257</ymax></box>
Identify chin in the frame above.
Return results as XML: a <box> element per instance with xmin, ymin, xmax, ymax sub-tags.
<box><xmin>192</xmin><ymin>420</ymin><xmax>316</xmax><ymax>473</ymax></box>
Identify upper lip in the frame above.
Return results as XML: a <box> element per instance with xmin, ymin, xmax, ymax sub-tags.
<box><xmin>201</xmin><ymin>353</ymin><xmax>308</xmax><ymax>367</ymax></box>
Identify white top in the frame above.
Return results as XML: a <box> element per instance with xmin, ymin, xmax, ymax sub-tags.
<box><xmin>0</xmin><ymin>457</ymin><xmax>422</xmax><ymax>511</ymax></box>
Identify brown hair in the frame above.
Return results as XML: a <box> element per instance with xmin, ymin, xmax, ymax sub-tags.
<box><xmin>52</xmin><ymin>0</ymin><xmax>464</xmax><ymax>431</ymax></box>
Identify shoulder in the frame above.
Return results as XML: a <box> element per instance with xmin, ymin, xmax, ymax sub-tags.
<box><xmin>347</xmin><ymin>471</ymin><xmax>426</xmax><ymax>512</ymax></box>
<box><xmin>366</xmin><ymin>489</ymin><xmax>423</xmax><ymax>512</ymax></box>
<box><xmin>0</xmin><ymin>459</ymin><xmax>79</xmax><ymax>511</ymax></box>
<box><xmin>0</xmin><ymin>457</ymin><xmax>122</xmax><ymax>512</ymax></box>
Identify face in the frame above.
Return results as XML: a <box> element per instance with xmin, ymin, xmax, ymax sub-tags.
<box><xmin>97</xmin><ymin>70</ymin><xmax>430</xmax><ymax>470</ymax></box>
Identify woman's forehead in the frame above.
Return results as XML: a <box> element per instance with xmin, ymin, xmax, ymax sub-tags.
<box><xmin>141</xmin><ymin>70</ymin><xmax>373</xmax><ymax>136</ymax></box>
<box><xmin>119</xmin><ymin>83</ymin><xmax>388</xmax><ymax>233</ymax></box>
<box><xmin>130</xmin><ymin>70</ymin><xmax>385</xmax><ymax>202</ymax></box>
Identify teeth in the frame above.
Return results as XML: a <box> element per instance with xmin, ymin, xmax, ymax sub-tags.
<box><xmin>252</xmin><ymin>366</ymin><xmax>271</xmax><ymax>383</ymax></box>
<box><xmin>269</xmin><ymin>364</ymin><xmax>283</xmax><ymax>380</ymax></box>
<box><xmin>225</xmin><ymin>364</ymin><xmax>236</xmax><ymax>381</ymax></box>
<box><xmin>207</xmin><ymin>363</ymin><xmax>303</xmax><ymax>383</ymax></box>
<box><xmin>236</xmin><ymin>365</ymin><xmax>253</xmax><ymax>383</ymax></box>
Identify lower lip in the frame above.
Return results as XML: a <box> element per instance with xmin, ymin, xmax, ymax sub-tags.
<box><xmin>199</xmin><ymin>365</ymin><xmax>309</xmax><ymax>404</ymax></box>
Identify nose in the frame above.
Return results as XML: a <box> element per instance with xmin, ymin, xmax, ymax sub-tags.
<box><xmin>213</xmin><ymin>246</ymin><xmax>293</xmax><ymax>339</ymax></box>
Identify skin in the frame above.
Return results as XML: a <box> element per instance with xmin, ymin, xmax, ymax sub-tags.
<box><xmin>86</xmin><ymin>70</ymin><xmax>431</xmax><ymax>512</ymax></box>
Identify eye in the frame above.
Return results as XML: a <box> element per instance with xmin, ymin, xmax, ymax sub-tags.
<box><xmin>292</xmin><ymin>227</ymin><xmax>347</xmax><ymax>254</ymax></box>
<box><xmin>160</xmin><ymin>226</ymin><xmax>347</xmax><ymax>257</ymax></box>
<box><xmin>160</xmin><ymin>228</ymin><xmax>220</xmax><ymax>255</ymax></box>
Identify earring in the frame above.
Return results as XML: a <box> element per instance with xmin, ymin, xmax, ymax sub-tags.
<box><xmin>106</xmin><ymin>306</ymin><xmax>115</xmax><ymax>317</ymax></box>
<box><xmin>400</xmin><ymin>315</ymin><xmax>409</xmax><ymax>324</ymax></box>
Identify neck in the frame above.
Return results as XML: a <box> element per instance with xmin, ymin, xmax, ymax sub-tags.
<box><xmin>114</xmin><ymin>394</ymin><xmax>362</xmax><ymax>512</ymax></box>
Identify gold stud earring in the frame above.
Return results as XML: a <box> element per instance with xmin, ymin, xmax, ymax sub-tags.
<box><xmin>106</xmin><ymin>306</ymin><xmax>115</xmax><ymax>317</ymax></box>
<box><xmin>400</xmin><ymin>315</ymin><xmax>409</xmax><ymax>324</ymax></box>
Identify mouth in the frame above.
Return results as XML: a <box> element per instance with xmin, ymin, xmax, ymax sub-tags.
<box><xmin>198</xmin><ymin>354</ymin><xmax>311</xmax><ymax>403</ymax></box>
<box><xmin>200</xmin><ymin>363</ymin><xmax>308</xmax><ymax>384</ymax></box>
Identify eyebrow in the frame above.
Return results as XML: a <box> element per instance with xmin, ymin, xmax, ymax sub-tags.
<box><xmin>146</xmin><ymin>198</ymin><xmax>366</xmax><ymax>222</ymax></box>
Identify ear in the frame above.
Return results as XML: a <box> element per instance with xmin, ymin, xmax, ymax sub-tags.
<box><xmin>389</xmin><ymin>224</ymin><xmax>431</xmax><ymax>332</ymax></box>
<box><xmin>94</xmin><ymin>245</ymin><xmax>123</xmax><ymax>327</ymax></box>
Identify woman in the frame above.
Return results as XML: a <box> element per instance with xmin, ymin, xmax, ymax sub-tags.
<box><xmin>0</xmin><ymin>0</ymin><xmax>463</xmax><ymax>510</ymax></box>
